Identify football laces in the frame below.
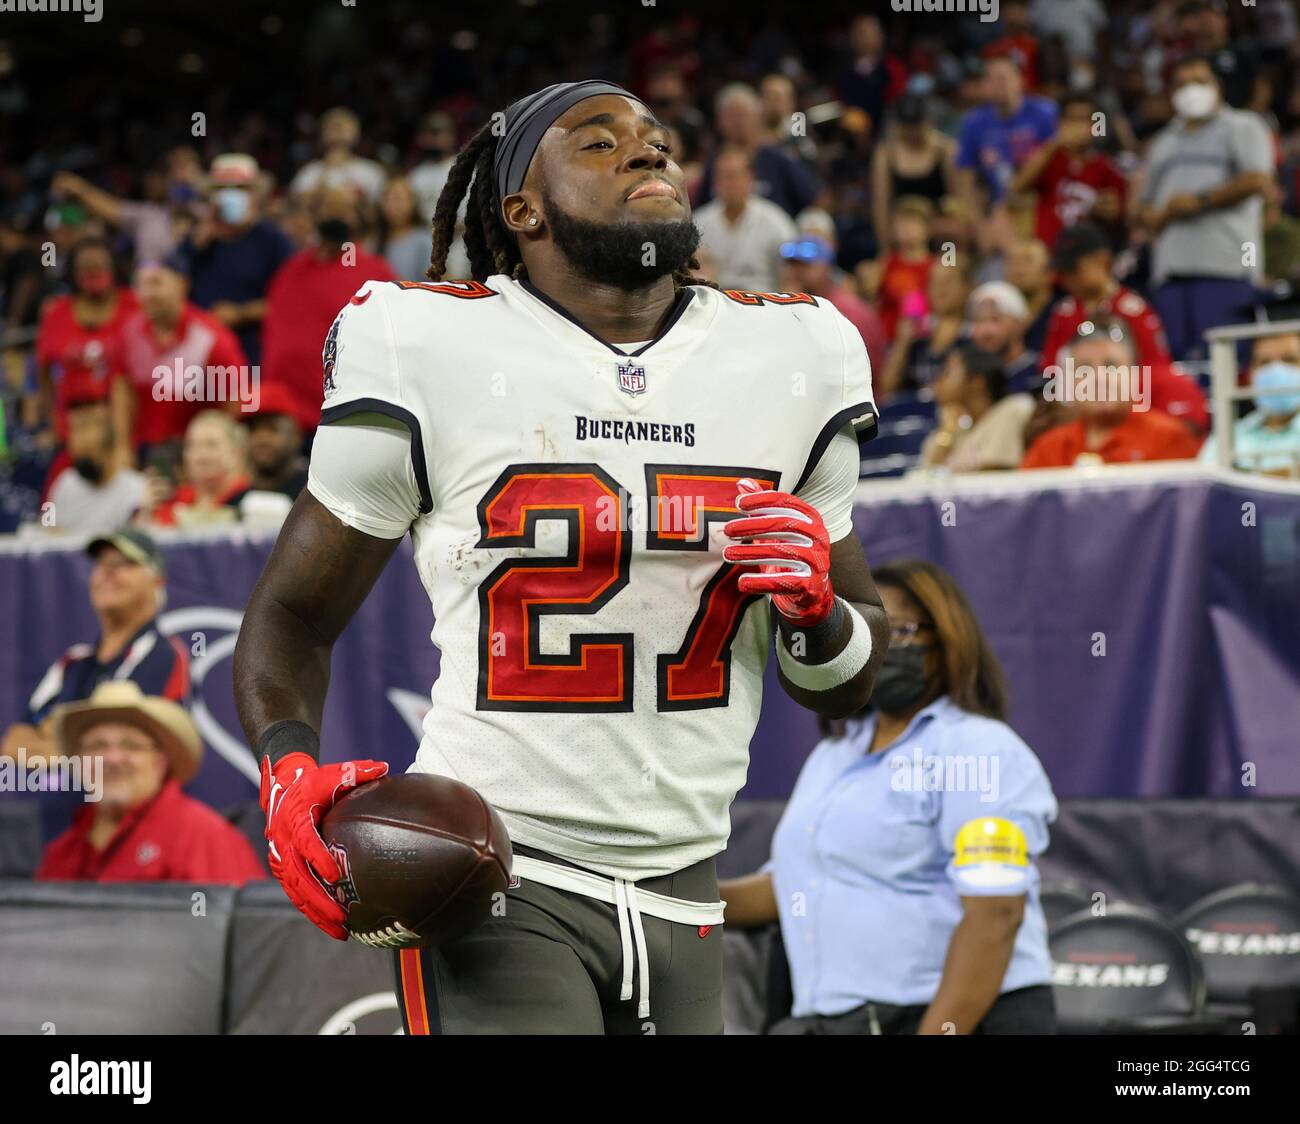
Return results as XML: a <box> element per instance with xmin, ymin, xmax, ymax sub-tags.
<box><xmin>352</xmin><ymin>921</ymin><xmax>422</xmax><ymax>950</ymax></box>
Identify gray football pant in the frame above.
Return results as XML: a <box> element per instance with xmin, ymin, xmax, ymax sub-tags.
<box><xmin>392</xmin><ymin>844</ymin><xmax>723</xmax><ymax>1035</ymax></box>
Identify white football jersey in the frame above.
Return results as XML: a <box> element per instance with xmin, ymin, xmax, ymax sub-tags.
<box><xmin>311</xmin><ymin>274</ymin><xmax>876</xmax><ymax>879</ymax></box>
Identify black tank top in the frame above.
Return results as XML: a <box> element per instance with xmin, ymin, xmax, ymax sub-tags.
<box><xmin>890</xmin><ymin>158</ymin><xmax>946</xmax><ymax>205</ymax></box>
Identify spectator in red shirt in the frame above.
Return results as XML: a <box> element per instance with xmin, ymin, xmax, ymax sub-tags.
<box><xmin>1010</xmin><ymin>92</ymin><xmax>1126</xmax><ymax>251</ymax></box>
<box><xmin>114</xmin><ymin>256</ymin><xmax>249</xmax><ymax>456</ymax></box>
<box><xmin>982</xmin><ymin>0</ymin><xmax>1040</xmax><ymax>91</ymax></box>
<box><xmin>147</xmin><ymin>410</ymin><xmax>251</xmax><ymax>528</ymax></box>
<box><xmin>36</xmin><ymin>680</ymin><xmax>265</xmax><ymax>885</ymax></box>
<box><xmin>261</xmin><ymin>186</ymin><xmax>396</xmax><ymax>428</ymax></box>
<box><xmin>862</xmin><ymin>195</ymin><xmax>934</xmax><ymax>342</ymax></box>
<box><xmin>1024</xmin><ymin>319</ymin><xmax>1202</xmax><ymax>468</ymax></box>
<box><xmin>35</xmin><ymin>236</ymin><xmax>138</xmax><ymax>439</ymax></box>
<box><xmin>1042</xmin><ymin>224</ymin><xmax>1208</xmax><ymax>432</ymax></box>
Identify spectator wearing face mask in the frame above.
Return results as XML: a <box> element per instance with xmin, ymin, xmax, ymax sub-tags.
<box><xmin>260</xmin><ymin>186</ymin><xmax>395</xmax><ymax>429</ymax></box>
<box><xmin>721</xmin><ymin>560</ymin><xmax>1058</xmax><ymax>1035</ymax></box>
<box><xmin>43</xmin><ymin>399</ymin><xmax>147</xmax><ymax>534</ymax></box>
<box><xmin>178</xmin><ymin>154</ymin><xmax>295</xmax><ymax>366</ymax></box>
<box><xmin>1175</xmin><ymin>0</ymin><xmax>1272</xmax><ymax>113</ymax></box>
<box><xmin>1136</xmin><ymin>56</ymin><xmax>1274</xmax><ymax>360</ymax></box>
<box><xmin>1198</xmin><ymin>330</ymin><xmax>1300</xmax><ymax>476</ymax></box>
<box><xmin>35</xmin><ymin>236</ymin><xmax>138</xmax><ymax>440</ymax></box>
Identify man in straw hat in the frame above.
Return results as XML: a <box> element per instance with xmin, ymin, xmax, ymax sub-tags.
<box><xmin>36</xmin><ymin>681</ymin><xmax>265</xmax><ymax>884</ymax></box>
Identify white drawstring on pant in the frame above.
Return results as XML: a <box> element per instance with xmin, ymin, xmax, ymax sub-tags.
<box><xmin>512</xmin><ymin>853</ymin><xmax>724</xmax><ymax>1022</ymax></box>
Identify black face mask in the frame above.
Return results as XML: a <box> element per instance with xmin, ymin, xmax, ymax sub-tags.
<box><xmin>872</xmin><ymin>644</ymin><xmax>933</xmax><ymax>715</ymax></box>
<box><xmin>72</xmin><ymin>456</ymin><xmax>104</xmax><ymax>484</ymax></box>
<box><xmin>317</xmin><ymin>218</ymin><xmax>353</xmax><ymax>245</ymax></box>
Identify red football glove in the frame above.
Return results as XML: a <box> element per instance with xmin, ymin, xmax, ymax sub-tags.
<box><xmin>260</xmin><ymin>751</ymin><xmax>389</xmax><ymax>940</ymax></box>
<box><xmin>722</xmin><ymin>478</ymin><xmax>836</xmax><ymax>628</ymax></box>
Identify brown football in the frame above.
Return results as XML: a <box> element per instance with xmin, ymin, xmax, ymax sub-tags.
<box><xmin>320</xmin><ymin>773</ymin><xmax>512</xmax><ymax>949</ymax></box>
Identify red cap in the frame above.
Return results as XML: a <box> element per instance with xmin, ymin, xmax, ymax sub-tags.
<box><xmin>240</xmin><ymin>383</ymin><xmax>307</xmax><ymax>426</ymax></box>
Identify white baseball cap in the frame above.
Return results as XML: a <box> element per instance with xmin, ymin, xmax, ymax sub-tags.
<box><xmin>968</xmin><ymin>280</ymin><xmax>1028</xmax><ymax>320</ymax></box>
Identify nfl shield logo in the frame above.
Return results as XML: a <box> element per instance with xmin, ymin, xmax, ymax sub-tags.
<box><xmin>617</xmin><ymin>362</ymin><xmax>647</xmax><ymax>396</ymax></box>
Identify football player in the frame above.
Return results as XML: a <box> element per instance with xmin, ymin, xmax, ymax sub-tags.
<box><xmin>233</xmin><ymin>80</ymin><xmax>889</xmax><ymax>1034</ymax></box>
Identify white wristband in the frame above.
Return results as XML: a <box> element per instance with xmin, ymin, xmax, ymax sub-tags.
<box><xmin>775</xmin><ymin>598</ymin><xmax>874</xmax><ymax>691</ymax></box>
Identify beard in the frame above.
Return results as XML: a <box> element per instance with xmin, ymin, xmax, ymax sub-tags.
<box><xmin>542</xmin><ymin>188</ymin><xmax>701</xmax><ymax>291</ymax></box>
<box><xmin>73</xmin><ymin>457</ymin><xmax>104</xmax><ymax>484</ymax></box>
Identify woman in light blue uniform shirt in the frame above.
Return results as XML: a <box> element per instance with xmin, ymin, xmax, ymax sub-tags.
<box><xmin>722</xmin><ymin>560</ymin><xmax>1058</xmax><ymax>1034</ymax></box>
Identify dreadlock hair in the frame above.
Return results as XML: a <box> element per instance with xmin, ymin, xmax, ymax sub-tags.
<box><xmin>426</xmin><ymin>121</ymin><xmax>718</xmax><ymax>292</ymax></box>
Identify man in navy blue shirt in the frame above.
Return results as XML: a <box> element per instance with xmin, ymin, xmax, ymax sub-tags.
<box><xmin>1</xmin><ymin>529</ymin><xmax>191</xmax><ymax>766</ymax></box>
<box><xmin>179</xmin><ymin>154</ymin><xmax>294</xmax><ymax>365</ymax></box>
<box><xmin>955</xmin><ymin>57</ymin><xmax>1058</xmax><ymax>206</ymax></box>
<box><xmin>695</xmin><ymin>83</ymin><xmax>821</xmax><ymax>219</ymax></box>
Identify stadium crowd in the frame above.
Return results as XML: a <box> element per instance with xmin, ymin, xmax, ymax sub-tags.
<box><xmin>2</xmin><ymin>1</ymin><xmax>1300</xmax><ymax>534</ymax></box>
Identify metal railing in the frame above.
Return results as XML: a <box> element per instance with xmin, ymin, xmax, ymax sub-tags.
<box><xmin>1206</xmin><ymin>319</ymin><xmax>1300</xmax><ymax>473</ymax></box>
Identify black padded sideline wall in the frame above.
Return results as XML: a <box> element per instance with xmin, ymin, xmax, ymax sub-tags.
<box><xmin>226</xmin><ymin>882</ymin><xmax>403</xmax><ymax>1034</ymax></box>
<box><xmin>0</xmin><ymin>880</ymin><xmax>233</xmax><ymax>1034</ymax></box>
